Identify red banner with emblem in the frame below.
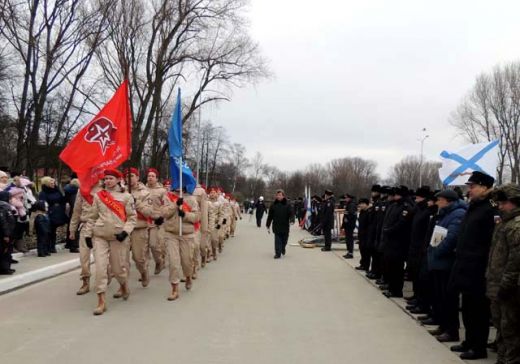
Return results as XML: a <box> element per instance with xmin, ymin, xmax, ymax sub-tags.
<box><xmin>97</xmin><ymin>190</ymin><xmax>127</xmax><ymax>222</ymax></box>
<box><xmin>59</xmin><ymin>80</ymin><xmax>132</xmax><ymax>204</ymax></box>
<box><xmin>167</xmin><ymin>192</ymin><xmax>200</xmax><ymax>231</ymax></box>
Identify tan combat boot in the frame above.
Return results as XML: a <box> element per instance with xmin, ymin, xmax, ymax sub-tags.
<box><xmin>76</xmin><ymin>278</ymin><xmax>90</xmax><ymax>295</ymax></box>
<box><xmin>93</xmin><ymin>293</ymin><xmax>106</xmax><ymax>316</ymax></box>
<box><xmin>185</xmin><ymin>276</ymin><xmax>193</xmax><ymax>290</ymax></box>
<box><xmin>113</xmin><ymin>283</ymin><xmax>130</xmax><ymax>300</ymax></box>
<box><xmin>167</xmin><ymin>283</ymin><xmax>179</xmax><ymax>301</ymax></box>
<box><xmin>141</xmin><ymin>271</ymin><xmax>149</xmax><ymax>288</ymax></box>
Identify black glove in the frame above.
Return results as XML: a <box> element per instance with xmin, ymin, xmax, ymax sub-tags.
<box><xmin>154</xmin><ymin>217</ymin><xmax>164</xmax><ymax>226</ymax></box>
<box><xmin>176</xmin><ymin>197</ymin><xmax>184</xmax><ymax>206</ymax></box>
<box><xmin>19</xmin><ymin>215</ymin><xmax>28</xmax><ymax>222</ymax></box>
<box><xmin>115</xmin><ymin>231</ymin><xmax>128</xmax><ymax>242</ymax></box>
<box><xmin>178</xmin><ymin>209</ymin><xmax>186</xmax><ymax>218</ymax></box>
<box><xmin>85</xmin><ymin>237</ymin><xmax>93</xmax><ymax>249</ymax></box>
<box><xmin>497</xmin><ymin>286</ymin><xmax>515</xmax><ymax>301</ymax></box>
<box><xmin>216</xmin><ymin>224</ymin><xmax>221</xmax><ymax>230</ymax></box>
<box><xmin>222</xmin><ymin>218</ymin><xmax>227</xmax><ymax>225</ymax></box>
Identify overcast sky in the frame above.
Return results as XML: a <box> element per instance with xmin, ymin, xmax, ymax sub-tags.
<box><xmin>207</xmin><ymin>0</ymin><xmax>520</xmax><ymax>178</ymax></box>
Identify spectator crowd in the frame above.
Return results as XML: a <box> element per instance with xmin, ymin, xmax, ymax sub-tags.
<box><xmin>0</xmin><ymin>170</ymin><xmax>80</xmax><ymax>275</ymax></box>
<box><xmin>274</xmin><ymin>171</ymin><xmax>518</xmax><ymax>363</ymax></box>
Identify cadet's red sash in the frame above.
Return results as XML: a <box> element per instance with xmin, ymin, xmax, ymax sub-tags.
<box><xmin>167</xmin><ymin>192</ymin><xmax>200</xmax><ymax>231</ymax></box>
<box><xmin>137</xmin><ymin>210</ymin><xmax>153</xmax><ymax>224</ymax></box>
<box><xmin>97</xmin><ymin>190</ymin><xmax>127</xmax><ymax>222</ymax></box>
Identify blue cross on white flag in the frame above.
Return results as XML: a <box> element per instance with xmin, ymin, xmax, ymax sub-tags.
<box><xmin>438</xmin><ymin>140</ymin><xmax>499</xmax><ymax>186</ymax></box>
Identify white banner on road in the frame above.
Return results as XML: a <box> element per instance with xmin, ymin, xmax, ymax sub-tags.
<box><xmin>438</xmin><ymin>140</ymin><xmax>499</xmax><ymax>186</ymax></box>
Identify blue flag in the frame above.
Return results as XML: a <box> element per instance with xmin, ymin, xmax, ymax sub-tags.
<box><xmin>168</xmin><ymin>89</ymin><xmax>197</xmax><ymax>193</ymax></box>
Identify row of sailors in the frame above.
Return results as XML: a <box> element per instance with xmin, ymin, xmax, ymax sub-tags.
<box><xmin>69</xmin><ymin>167</ymin><xmax>241</xmax><ymax>315</ymax></box>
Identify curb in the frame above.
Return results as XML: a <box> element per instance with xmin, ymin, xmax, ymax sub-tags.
<box><xmin>0</xmin><ymin>258</ymin><xmax>81</xmax><ymax>295</ymax></box>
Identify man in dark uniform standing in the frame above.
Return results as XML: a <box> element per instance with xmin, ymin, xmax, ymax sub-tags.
<box><xmin>449</xmin><ymin>171</ymin><xmax>497</xmax><ymax>360</ymax></box>
<box><xmin>375</xmin><ymin>186</ymin><xmax>393</xmax><ymax>285</ymax></box>
<box><xmin>381</xmin><ymin>185</ymin><xmax>414</xmax><ymax>298</ymax></box>
<box><xmin>321</xmin><ymin>190</ymin><xmax>336</xmax><ymax>252</ymax></box>
<box><xmin>342</xmin><ymin>193</ymin><xmax>357</xmax><ymax>259</ymax></box>
<box><xmin>366</xmin><ymin>185</ymin><xmax>382</xmax><ymax>279</ymax></box>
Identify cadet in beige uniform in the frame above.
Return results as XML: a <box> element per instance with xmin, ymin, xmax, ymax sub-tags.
<box><xmin>192</xmin><ymin>185</ymin><xmax>209</xmax><ymax>273</ymax></box>
<box><xmin>220</xmin><ymin>194</ymin><xmax>232</xmax><ymax>246</ymax></box>
<box><xmin>69</xmin><ymin>181</ymin><xmax>101</xmax><ymax>295</ymax></box>
<box><xmin>125</xmin><ymin>168</ymin><xmax>156</xmax><ymax>287</ymax></box>
<box><xmin>146</xmin><ymin>168</ymin><xmax>167</xmax><ymax>274</ymax></box>
<box><xmin>162</xmin><ymin>190</ymin><xmax>200</xmax><ymax>301</ymax></box>
<box><xmin>229</xmin><ymin>197</ymin><xmax>242</xmax><ymax>237</ymax></box>
<box><xmin>84</xmin><ymin>169</ymin><xmax>137</xmax><ymax>315</ymax></box>
<box><xmin>207</xmin><ymin>188</ymin><xmax>224</xmax><ymax>260</ymax></box>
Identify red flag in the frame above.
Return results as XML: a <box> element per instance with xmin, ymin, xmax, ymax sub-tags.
<box><xmin>60</xmin><ymin>80</ymin><xmax>132</xmax><ymax>203</ymax></box>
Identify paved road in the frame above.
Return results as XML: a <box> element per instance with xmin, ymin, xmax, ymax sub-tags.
<box><xmin>0</xmin><ymin>220</ymin><xmax>463</xmax><ymax>364</ymax></box>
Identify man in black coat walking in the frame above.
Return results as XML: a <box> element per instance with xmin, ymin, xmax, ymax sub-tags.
<box><xmin>449</xmin><ymin>171</ymin><xmax>497</xmax><ymax>360</ymax></box>
<box><xmin>321</xmin><ymin>190</ymin><xmax>336</xmax><ymax>251</ymax></box>
<box><xmin>266</xmin><ymin>190</ymin><xmax>294</xmax><ymax>259</ymax></box>
<box><xmin>341</xmin><ymin>193</ymin><xmax>357</xmax><ymax>259</ymax></box>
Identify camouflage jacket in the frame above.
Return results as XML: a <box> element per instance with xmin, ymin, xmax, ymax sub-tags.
<box><xmin>486</xmin><ymin>207</ymin><xmax>520</xmax><ymax>299</ymax></box>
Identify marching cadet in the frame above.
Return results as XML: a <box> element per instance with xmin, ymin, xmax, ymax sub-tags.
<box><xmin>84</xmin><ymin>169</ymin><xmax>137</xmax><ymax>316</ymax></box>
<box><xmin>125</xmin><ymin>168</ymin><xmax>156</xmax><ymax>288</ymax></box>
<box><xmin>230</xmin><ymin>196</ymin><xmax>242</xmax><ymax>237</ymax></box>
<box><xmin>146</xmin><ymin>168</ymin><xmax>167</xmax><ymax>275</ymax></box>
<box><xmin>162</xmin><ymin>188</ymin><xmax>200</xmax><ymax>301</ymax></box>
<box><xmin>487</xmin><ymin>184</ymin><xmax>520</xmax><ymax>364</ymax></box>
<box><xmin>193</xmin><ymin>184</ymin><xmax>209</xmax><ymax>270</ymax></box>
<box><xmin>69</xmin><ymin>178</ymin><xmax>102</xmax><ymax>295</ymax></box>
<box><xmin>219</xmin><ymin>192</ymin><xmax>231</xmax><ymax>249</ymax></box>
<box><xmin>207</xmin><ymin>188</ymin><xmax>224</xmax><ymax>261</ymax></box>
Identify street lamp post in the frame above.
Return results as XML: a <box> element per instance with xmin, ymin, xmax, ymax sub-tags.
<box><xmin>418</xmin><ymin>129</ymin><xmax>429</xmax><ymax>187</ymax></box>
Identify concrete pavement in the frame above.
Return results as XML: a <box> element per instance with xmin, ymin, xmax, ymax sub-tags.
<box><xmin>0</xmin><ymin>220</ymin><xmax>465</xmax><ymax>364</ymax></box>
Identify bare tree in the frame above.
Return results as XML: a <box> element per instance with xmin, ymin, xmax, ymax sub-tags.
<box><xmin>390</xmin><ymin>155</ymin><xmax>441</xmax><ymax>189</ymax></box>
<box><xmin>450</xmin><ymin>61</ymin><xmax>520</xmax><ymax>183</ymax></box>
<box><xmin>0</xmin><ymin>0</ymin><xmax>112</xmax><ymax>175</ymax></box>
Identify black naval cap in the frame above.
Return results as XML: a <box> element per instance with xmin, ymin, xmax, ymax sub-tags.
<box><xmin>415</xmin><ymin>186</ymin><xmax>431</xmax><ymax>198</ymax></box>
<box><xmin>358</xmin><ymin>198</ymin><xmax>370</xmax><ymax>205</ymax></box>
<box><xmin>371</xmin><ymin>184</ymin><xmax>382</xmax><ymax>193</ymax></box>
<box><xmin>324</xmin><ymin>189</ymin><xmax>334</xmax><ymax>196</ymax></box>
<box><xmin>394</xmin><ymin>185</ymin><xmax>409</xmax><ymax>197</ymax></box>
<box><xmin>465</xmin><ymin>171</ymin><xmax>495</xmax><ymax>188</ymax></box>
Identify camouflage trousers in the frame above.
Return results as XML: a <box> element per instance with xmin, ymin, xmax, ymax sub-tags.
<box><xmin>491</xmin><ymin>298</ymin><xmax>520</xmax><ymax>364</ymax></box>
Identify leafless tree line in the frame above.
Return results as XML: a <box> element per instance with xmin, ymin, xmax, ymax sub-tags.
<box><xmin>0</xmin><ymin>0</ymin><xmax>269</xmax><ymax>177</ymax></box>
<box><xmin>450</xmin><ymin>61</ymin><xmax>520</xmax><ymax>184</ymax></box>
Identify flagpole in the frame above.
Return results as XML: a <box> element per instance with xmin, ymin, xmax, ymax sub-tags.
<box><xmin>179</xmin><ymin>155</ymin><xmax>183</xmax><ymax>237</ymax></box>
<box><xmin>195</xmin><ymin>104</ymin><xmax>202</xmax><ymax>184</ymax></box>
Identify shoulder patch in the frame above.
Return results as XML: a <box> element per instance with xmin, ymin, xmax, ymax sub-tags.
<box><xmin>402</xmin><ymin>210</ymin><xmax>408</xmax><ymax>216</ymax></box>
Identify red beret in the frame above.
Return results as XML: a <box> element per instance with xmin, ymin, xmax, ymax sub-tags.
<box><xmin>124</xmin><ymin>167</ymin><xmax>139</xmax><ymax>176</ymax></box>
<box><xmin>104</xmin><ymin>169</ymin><xmax>122</xmax><ymax>179</ymax></box>
<box><xmin>147</xmin><ymin>168</ymin><xmax>159</xmax><ymax>177</ymax></box>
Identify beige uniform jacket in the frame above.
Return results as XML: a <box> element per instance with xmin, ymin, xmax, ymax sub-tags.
<box><xmin>192</xmin><ymin>186</ymin><xmax>209</xmax><ymax>234</ymax></box>
<box><xmin>162</xmin><ymin>193</ymin><xmax>200</xmax><ymax>235</ymax></box>
<box><xmin>84</xmin><ymin>186</ymin><xmax>137</xmax><ymax>240</ymax></box>
<box><xmin>208</xmin><ymin>198</ymin><xmax>224</xmax><ymax>232</ymax></box>
<box><xmin>221</xmin><ymin>200</ymin><xmax>232</xmax><ymax>225</ymax></box>
<box><xmin>232</xmin><ymin>202</ymin><xmax>242</xmax><ymax>219</ymax></box>
<box><xmin>69</xmin><ymin>186</ymin><xmax>101</xmax><ymax>233</ymax></box>
<box><xmin>129</xmin><ymin>182</ymin><xmax>154</xmax><ymax>229</ymax></box>
<box><xmin>146</xmin><ymin>183</ymin><xmax>168</xmax><ymax>225</ymax></box>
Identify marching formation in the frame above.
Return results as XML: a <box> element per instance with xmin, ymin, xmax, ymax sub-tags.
<box><xmin>68</xmin><ymin>167</ymin><xmax>241</xmax><ymax>316</ymax></box>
